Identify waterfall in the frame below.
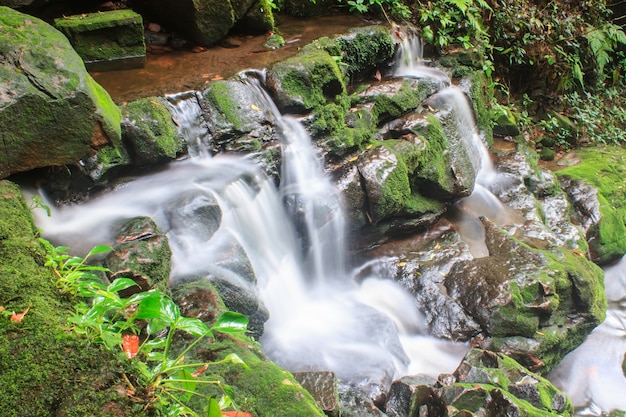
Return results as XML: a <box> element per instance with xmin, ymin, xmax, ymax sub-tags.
<box><xmin>393</xmin><ymin>35</ymin><xmax>512</xmax><ymax>257</ymax></box>
<box><xmin>165</xmin><ymin>91</ymin><xmax>211</xmax><ymax>158</ymax></box>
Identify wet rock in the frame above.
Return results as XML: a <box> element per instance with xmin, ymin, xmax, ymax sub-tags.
<box><xmin>0</xmin><ymin>7</ymin><xmax>121</xmax><ymax>179</ymax></box>
<box><xmin>446</xmin><ymin>218</ymin><xmax>606</xmax><ymax>372</ymax></box>
<box><xmin>164</xmin><ymin>190</ymin><xmax>222</xmax><ymax>244</ymax></box>
<box><xmin>103</xmin><ymin>216</ymin><xmax>172</xmax><ymax>291</ymax></box>
<box><xmin>407</xmin><ymin>349</ymin><xmax>574</xmax><ymax>417</ymax></box>
<box><xmin>492</xmin><ymin>106</ymin><xmax>520</xmax><ymax>138</ymax></box>
<box><xmin>338</xmin><ymin>382</ymin><xmax>387</xmax><ymax>417</ymax></box>
<box><xmin>357</xmin><ymin>227</ymin><xmax>480</xmax><ymax>340</ymax></box>
<box><xmin>293</xmin><ymin>371</ymin><xmax>339</xmax><ymax>414</ymax></box>
<box><xmin>266</xmin><ymin>41</ymin><xmax>346</xmax><ymax>113</ymax></box>
<box><xmin>121</xmin><ymin>96</ymin><xmax>187</xmax><ymax>166</ymax></box>
<box><xmin>386</xmin><ymin>374</ymin><xmax>437</xmax><ymax>417</ymax></box>
<box><xmin>54</xmin><ymin>10</ymin><xmax>146</xmax><ymax>71</ymax></box>
<box><xmin>199</xmin><ymin>72</ymin><xmax>278</xmax><ymax>153</ymax></box>
<box><xmin>494</xmin><ymin>145</ymin><xmax>587</xmax><ymax>253</ymax></box>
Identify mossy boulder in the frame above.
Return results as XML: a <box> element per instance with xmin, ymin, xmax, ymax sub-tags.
<box><xmin>445</xmin><ymin>219</ymin><xmax>606</xmax><ymax>372</ymax></box>
<box><xmin>363</xmin><ymin>78</ymin><xmax>439</xmax><ymax>124</ymax></box>
<box><xmin>121</xmin><ymin>96</ymin><xmax>186</xmax><ymax>166</ymax></box>
<box><xmin>265</xmin><ymin>42</ymin><xmax>347</xmax><ymax>113</ymax></box>
<box><xmin>200</xmin><ymin>75</ymin><xmax>277</xmax><ymax>153</ymax></box>
<box><xmin>556</xmin><ymin>147</ymin><xmax>626</xmax><ymax>264</ymax></box>
<box><xmin>103</xmin><ymin>216</ymin><xmax>172</xmax><ymax>292</ymax></box>
<box><xmin>407</xmin><ymin>349</ymin><xmax>573</xmax><ymax>417</ymax></box>
<box><xmin>0</xmin><ymin>180</ymin><xmax>137</xmax><ymax>417</ymax></box>
<box><xmin>54</xmin><ymin>10</ymin><xmax>146</xmax><ymax>70</ymax></box>
<box><xmin>0</xmin><ymin>7</ymin><xmax>122</xmax><ymax>179</ymax></box>
<box><xmin>335</xmin><ymin>26</ymin><xmax>395</xmax><ymax>80</ymax></box>
<box><xmin>492</xmin><ymin>104</ymin><xmax>520</xmax><ymax>138</ymax></box>
<box><xmin>172</xmin><ymin>280</ymin><xmax>326</xmax><ymax>417</ymax></box>
<box><xmin>354</xmin><ymin>140</ymin><xmax>446</xmax><ymax>230</ymax></box>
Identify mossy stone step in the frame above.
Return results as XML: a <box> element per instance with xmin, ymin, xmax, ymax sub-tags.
<box><xmin>54</xmin><ymin>9</ymin><xmax>146</xmax><ymax>71</ymax></box>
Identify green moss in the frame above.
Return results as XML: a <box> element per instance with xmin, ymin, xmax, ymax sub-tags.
<box><xmin>556</xmin><ymin>146</ymin><xmax>626</xmax><ymax>263</ymax></box>
<box><xmin>171</xmin><ymin>281</ymin><xmax>325</xmax><ymax>417</ymax></box>
<box><xmin>466</xmin><ymin>71</ymin><xmax>495</xmax><ymax>145</ymax></box>
<box><xmin>121</xmin><ymin>97</ymin><xmax>183</xmax><ymax>165</ymax></box>
<box><xmin>274</xmin><ymin>46</ymin><xmax>347</xmax><ymax>111</ymax></box>
<box><xmin>372</xmin><ymin>79</ymin><xmax>435</xmax><ymax>124</ymax></box>
<box><xmin>336</xmin><ymin>26</ymin><xmax>395</xmax><ymax>78</ymax></box>
<box><xmin>0</xmin><ymin>180</ymin><xmax>137</xmax><ymax>417</ymax></box>
<box><xmin>54</xmin><ymin>10</ymin><xmax>145</xmax><ymax>63</ymax></box>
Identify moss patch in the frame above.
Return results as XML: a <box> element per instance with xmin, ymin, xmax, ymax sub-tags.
<box><xmin>556</xmin><ymin>146</ymin><xmax>626</xmax><ymax>264</ymax></box>
<box><xmin>0</xmin><ymin>180</ymin><xmax>137</xmax><ymax>417</ymax></box>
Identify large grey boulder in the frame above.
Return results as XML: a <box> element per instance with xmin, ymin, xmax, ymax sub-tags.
<box><xmin>0</xmin><ymin>7</ymin><xmax>121</xmax><ymax>179</ymax></box>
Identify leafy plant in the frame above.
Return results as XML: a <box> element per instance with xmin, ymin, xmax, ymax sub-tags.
<box><xmin>41</xmin><ymin>238</ymin><xmax>249</xmax><ymax>416</ymax></box>
<box><xmin>418</xmin><ymin>0</ymin><xmax>491</xmax><ymax>49</ymax></box>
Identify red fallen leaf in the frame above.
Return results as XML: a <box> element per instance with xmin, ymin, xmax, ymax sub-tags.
<box><xmin>10</xmin><ymin>307</ymin><xmax>29</xmax><ymax>323</ymax></box>
<box><xmin>374</xmin><ymin>69</ymin><xmax>382</xmax><ymax>81</ymax></box>
<box><xmin>221</xmin><ymin>411</ymin><xmax>253</xmax><ymax>417</ymax></box>
<box><xmin>122</xmin><ymin>334</ymin><xmax>139</xmax><ymax>359</ymax></box>
<box><xmin>191</xmin><ymin>364</ymin><xmax>209</xmax><ymax>377</ymax></box>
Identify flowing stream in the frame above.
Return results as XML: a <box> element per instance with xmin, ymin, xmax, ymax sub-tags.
<box><xmin>30</xmin><ymin>34</ymin><xmax>624</xmax><ymax>413</ymax></box>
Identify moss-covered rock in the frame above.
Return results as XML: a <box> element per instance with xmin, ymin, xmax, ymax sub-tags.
<box><xmin>172</xmin><ymin>280</ymin><xmax>326</xmax><ymax>417</ymax></box>
<box><xmin>121</xmin><ymin>96</ymin><xmax>186</xmax><ymax>166</ymax></box>
<box><xmin>200</xmin><ymin>75</ymin><xmax>278</xmax><ymax>154</ymax></box>
<box><xmin>443</xmin><ymin>349</ymin><xmax>572</xmax><ymax>416</ymax></box>
<box><xmin>103</xmin><ymin>216</ymin><xmax>172</xmax><ymax>292</ymax></box>
<box><xmin>0</xmin><ymin>7</ymin><xmax>122</xmax><ymax>179</ymax></box>
<box><xmin>54</xmin><ymin>10</ymin><xmax>146</xmax><ymax>70</ymax></box>
<box><xmin>335</xmin><ymin>26</ymin><xmax>395</xmax><ymax>80</ymax></box>
<box><xmin>0</xmin><ymin>180</ymin><xmax>137</xmax><ymax>417</ymax></box>
<box><xmin>446</xmin><ymin>219</ymin><xmax>606</xmax><ymax>372</ymax></box>
<box><xmin>368</xmin><ymin>78</ymin><xmax>439</xmax><ymax>124</ymax></box>
<box><xmin>556</xmin><ymin>147</ymin><xmax>626</xmax><ymax>264</ymax></box>
<box><xmin>265</xmin><ymin>43</ymin><xmax>346</xmax><ymax>113</ymax></box>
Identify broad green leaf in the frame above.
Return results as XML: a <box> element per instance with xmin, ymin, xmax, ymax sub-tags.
<box><xmin>135</xmin><ymin>291</ymin><xmax>169</xmax><ymax>320</ymax></box>
<box><xmin>87</xmin><ymin>244</ymin><xmax>114</xmax><ymax>257</ymax></box>
<box><xmin>211</xmin><ymin>311</ymin><xmax>248</xmax><ymax>333</ymax></box>
<box><xmin>160</xmin><ymin>297</ymin><xmax>180</xmax><ymax>324</ymax></box>
<box><xmin>107</xmin><ymin>278</ymin><xmax>139</xmax><ymax>294</ymax></box>
<box><xmin>146</xmin><ymin>318</ymin><xmax>170</xmax><ymax>335</ymax></box>
<box><xmin>206</xmin><ymin>398</ymin><xmax>222</xmax><ymax>417</ymax></box>
<box><xmin>176</xmin><ymin>317</ymin><xmax>210</xmax><ymax>337</ymax></box>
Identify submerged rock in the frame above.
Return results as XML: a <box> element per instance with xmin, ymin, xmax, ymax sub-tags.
<box><xmin>0</xmin><ymin>7</ymin><xmax>121</xmax><ymax>179</ymax></box>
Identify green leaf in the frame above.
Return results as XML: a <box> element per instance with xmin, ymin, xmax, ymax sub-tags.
<box><xmin>222</xmin><ymin>353</ymin><xmax>250</xmax><ymax>370</ymax></box>
<box><xmin>146</xmin><ymin>318</ymin><xmax>170</xmax><ymax>335</ymax></box>
<box><xmin>176</xmin><ymin>317</ymin><xmax>210</xmax><ymax>337</ymax></box>
<box><xmin>212</xmin><ymin>311</ymin><xmax>248</xmax><ymax>333</ymax></box>
<box><xmin>107</xmin><ymin>278</ymin><xmax>139</xmax><ymax>294</ymax></box>
<box><xmin>86</xmin><ymin>244</ymin><xmax>113</xmax><ymax>257</ymax></box>
<box><xmin>207</xmin><ymin>398</ymin><xmax>222</xmax><ymax>417</ymax></box>
<box><xmin>135</xmin><ymin>291</ymin><xmax>168</xmax><ymax>320</ymax></box>
<box><xmin>160</xmin><ymin>297</ymin><xmax>181</xmax><ymax>324</ymax></box>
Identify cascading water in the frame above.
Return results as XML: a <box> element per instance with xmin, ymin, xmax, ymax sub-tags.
<box><xmin>34</xmin><ymin>62</ymin><xmax>468</xmax><ymax>401</ymax></box>
<box><xmin>393</xmin><ymin>34</ymin><xmax>515</xmax><ymax>258</ymax></box>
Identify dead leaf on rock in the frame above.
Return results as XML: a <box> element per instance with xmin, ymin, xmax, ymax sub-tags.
<box><xmin>10</xmin><ymin>307</ymin><xmax>29</xmax><ymax>323</ymax></box>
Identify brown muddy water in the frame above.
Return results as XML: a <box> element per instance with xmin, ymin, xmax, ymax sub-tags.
<box><xmin>91</xmin><ymin>14</ymin><xmax>376</xmax><ymax>103</ymax></box>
